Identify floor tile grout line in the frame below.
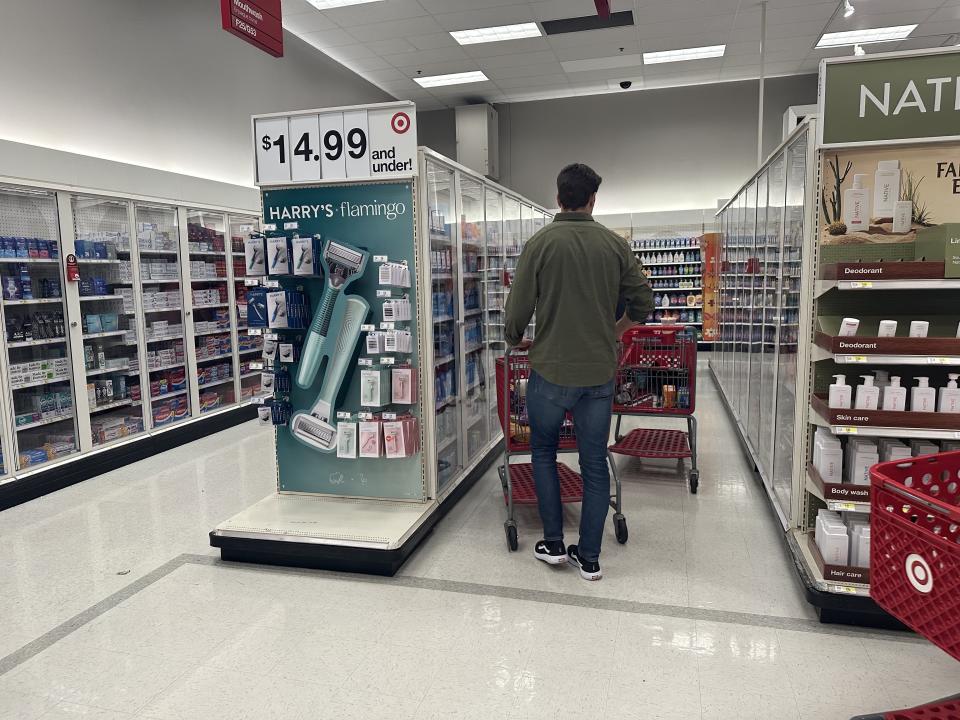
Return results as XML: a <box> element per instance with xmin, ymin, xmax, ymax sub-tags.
<box><xmin>0</xmin><ymin>554</ymin><xmax>193</xmax><ymax>677</ymax></box>
<box><xmin>0</xmin><ymin>550</ymin><xmax>928</xmax><ymax>681</ymax></box>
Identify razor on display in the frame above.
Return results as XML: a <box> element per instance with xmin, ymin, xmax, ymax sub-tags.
<box><xmin>296</xmin><ymin>238</ymin><xmax>369</xmax><ymax>389</ymax></box>
<box><xmin>291</xmin><ymin>295</ymin><xmax>369</xmax><ymax>452</ymax></box>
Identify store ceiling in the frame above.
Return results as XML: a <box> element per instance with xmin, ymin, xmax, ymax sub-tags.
<box><xmin>281</xmin><ymin>0</ymin><xmax>960</xmax><ymax>110</ymax></box>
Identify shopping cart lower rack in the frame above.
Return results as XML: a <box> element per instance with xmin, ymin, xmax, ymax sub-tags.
<box><xmin>849</xmin><ymin>451</ymin><xmax>960</xmax><ymax>720</ymax></box>
<box><xmin>608</xmin><ymin>325</ymin><xmax>700</xmax><ymax>493</ymax></box>
<box><xmin>495</xmin><ymin>349</ymin><xmax>626</xmax><ymax>551</ymax></box>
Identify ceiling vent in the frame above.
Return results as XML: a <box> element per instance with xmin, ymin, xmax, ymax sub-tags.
<box><xmin>540</xmin><ymin>11</ymin><xmax>634</xmax><ymax>36</ymax></box>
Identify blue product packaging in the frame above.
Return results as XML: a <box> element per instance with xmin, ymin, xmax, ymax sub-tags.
<box><xmin>74</xmin><ymin>240</ymin><xmax>88</xmax><ymax>258</ymax></box>
<box><xmin>15</xmin><ymin>237</ymin><xmax>28</xmax><ymax>258</ymax></box>
<box><xmin>19</xmin><ymin>267</ymin><xmax>33</xmax><ymax>299</ymax></box>
<box><xmin>27</xmin><ymin>239</ymin><xmax>39</xmax><ymax>258</ymax></box>
<box><xmin>49</xmin><ymin>241</ymin><xmax>59</xmax><ymax>259</ymax></box>
<box><xmin>92</xmin><ymin>277</ymin><xmax>108</xmax><ymax>295</ymax></box>
<box><xmin>0</xmin><ymin>237</ymin><xmax>11</xmax><ymax>258</ymax></box>
<box><xmin>2</xmin><ymin>276</ymin><xmax>21</xmax><ymax>300</ymax></box>
<box><xmin>38</xmin><ymin>240</ymin><xmax>50</xmax><ymax>259</ymax></box>
<box><xmin>247</xmin><ymin>287</ymin><xmax>269</xmax><ymax>327</ymax></box>
<box><xmin>78</xmin><ymin>279</ymin><xmax>94</xmax><ymax>297</ymax></box>
<box><xmin>94</xmin><ymin>242</ymin><xmax>107</xmax><ymax>259</ymax></box>
<box><xmin>85</xmin><ymin>314</ymin><xmax>103</xmax><ymax>334</ymax></box>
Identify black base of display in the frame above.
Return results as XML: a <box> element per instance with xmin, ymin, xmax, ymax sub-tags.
<box><xmin>210</xmin><ymin>443</ymin><xmax>500</xmax><ymax>576</ymax></box>
<box><xmin>707</xmin><ymin>363</ymin><xmax>904</xmax><ymax>629</ymax></box>
<box><xmin>0</xmin><ymin>405</ymin><xmax>258</xmax><ymax>512</ymax></box>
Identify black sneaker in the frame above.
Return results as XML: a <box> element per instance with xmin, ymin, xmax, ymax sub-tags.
<box><xmin>567</xmin><ymin>545</ymin><xmax>602</xmax><ymax>581</ymax></box>
<box><xmin>534</xmin><ymin>540</ymin><xmax>568</xmax><ymax>565</ymax></box>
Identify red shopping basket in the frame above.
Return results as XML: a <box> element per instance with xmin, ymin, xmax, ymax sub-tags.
<box><xmin>870</xmin><ymin>451</ymin><xmax>960</xmax><ymax>663</ymax></box>
<box><xmin>494</xmin><ymin>353</ymin><xmax>576</xmax><ymax>453</ymax></box>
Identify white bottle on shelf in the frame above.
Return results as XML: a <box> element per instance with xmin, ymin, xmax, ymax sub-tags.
<box><xmin>911</xmin><ymin>377</ymin><xmax>936</xmax><ymax>413</ymax></box>
<box><xmin>881</xmin><ymin>376</ymin><xmax>907</xmax><ymax>411</ymax></box>
<box><xmin>843</xmin><ymin>174</ymin><xmax>870</xmax><ymax>232</ymax></box>
<box><xmin>829</xmin><ymin>374</ymin><xmax>852</xmax><ymax>409</ymax></box>
<box><xmin>855</xmin><ymin>375</ymin><xmax>880</xmax><ymax>410</ymax></box>
<box><xmin>938</xmin><ymin>374</ymin><xmax>960</xmax><ymax>413</ymax></box>
<box><xmin>874</xmin><ymin>160</ymin><xmax>901</xmax><ymax>218</ymax></box>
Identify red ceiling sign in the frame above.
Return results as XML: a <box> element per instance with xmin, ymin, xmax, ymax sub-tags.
<box><xmin>594</xmin><ymin>0</ymin><xmax>611</xmax><ymax>19</ymax></box>
<box><xmin>221</xmin><ymin>0</ymin><xmax>283</xmax><ymax>57</ymax></box>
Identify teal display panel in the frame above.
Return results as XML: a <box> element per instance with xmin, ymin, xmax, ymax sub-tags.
<box><xmin>262</xmin><ymin>181</ymin><xmax>424</xmax><ymax>500</ymax></box>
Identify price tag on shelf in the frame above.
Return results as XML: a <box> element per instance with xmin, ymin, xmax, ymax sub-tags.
<box><xmin>265</xmin><ymin>333</ymin><xmax>279</xmax><ymax>341</ymax></box>
<box><xmin>249</xmin><ymin>362</ymin><xmax>264</xmax><ymax>370</ymax></box>
<box><xmin>262</xmin><ymin>224</ymin><xmax>277</xmax><ymax>231</ymax></box>
<box><xmin>264</xmin><ymin>280</ymin><xmax>280</xmax><ymax>288</ymax></box>
<box><xmin>283</xmin><ymin>222</ymin><xmax>298</xmax><ymax>230</ymax></box>
<box><xmin>376</xmin><ymin>290</ymin><xmax>392</xmax><ymax>298</ymax></box>
<box><xmin>834</xmin><ymin>502</ymin><xmax>860</xmax><ymax>512</ymax></box>
<box><xmin>381</xmin><ymin>357</ymin><xmax>396</xmax><ymax>365</ymax></box>
<box><xmin>336</xmin><ymin>411</ymin><xmax>352</xmax><ymax>420</ymax></box>
<box><xmin>360</xmin><ymin>324</ymin><xmax>376</xmax><ymax>332</ymax></box>
<box><xmin>358</xmin><ymin>358</ymin><xmax>373</xmax><ymax>367</ymax></box>
<box><xmin>380</xmin><ymin>322</ymin><xmax>395</xmax><ymax>330</ymax></box>
<box><xmin>248</xmin><ymin>328</ymin><xmax>263</xmax><ymax>336</ymax></box>
<box><xmin>373</xmin><ymin>255</ymin><xmax>389</xmax><ymax>263</ymax></box>
<box><xmin>358</xmin><ymin>412</ymin><xmax>374</xmax><ymax>420</ymax></box>
<box><xmin>383</xmin><ymin>412</ymin><xmax>398</xmax><ymax>420</ymax></box>
<box><xmin>928</xmin><ymin>357</ymin><xmax>951</xmax><ymax>365</ymax></box>
<box><xmin>843</xmin><ymin>356</ymin><xmax>868</xmax><ymax>364</ymax></box>
<box><xmin>831</xmin><ymin>585</ymin><xmax>859</xmax><ymax>595</ymax></box>
<box><xmin>836</xmin><ymin>426</ymin><xmax>858</xmax><ymax>435</ymax></box>
<box><xmin>849</xmin><ymin>281</ymin><xmax>874</xmax><ymax>289</ymax></box>
<box><xmin>253</xmin><ymin>396</ymin><xmax>268</xmax><ymax>405</ymax></box>
<box><xmin>239</xmin><ymin>225</ymin><xmax>254</xmax><ymax>233</ymax></box>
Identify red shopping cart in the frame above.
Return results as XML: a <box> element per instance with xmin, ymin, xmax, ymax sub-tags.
<box><xmin>495</xmin><ymin>348</ymin><xmax>626</xmax><ymax>552</ymax></box>
<box><xmin>608</xmin><ymin>325</ymin><xmax>700</xmax><ymax>494</ymax></box>
<box><xmin>849</xmin><ymin>451</ymin><xmax>960</xmax><ymax>719</ymax></box>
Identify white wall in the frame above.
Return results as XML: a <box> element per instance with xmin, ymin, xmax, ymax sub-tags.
<box><xmin>0</xmin><ymin>0</ymin><xmax>390</xmax><ymax>189</ymax></box>
<box><xmin>417</xmin><ymin>75</ymin><xmax>817</xmax><ymax>214</ymax></box>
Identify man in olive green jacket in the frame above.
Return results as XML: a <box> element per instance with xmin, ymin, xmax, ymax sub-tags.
<box><xmin>504</xmin><ymin>163</ymin><xmax>653</xmax><ymax>581</ymax></box>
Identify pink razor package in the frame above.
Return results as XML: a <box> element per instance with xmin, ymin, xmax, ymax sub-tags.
<box><xmin>391</xmin><ymin>366</ymin><xmax>417</xmax><ymax>405</ymax></box>
<box><xmin>359</xmin><ymin>421</ymin><xmax>382</xmax><ymax>458</ymax></box>
<box><xmin>383</xmin><ymin>417</ymin><xmax>420</xmax><ymax>458</ymax></box>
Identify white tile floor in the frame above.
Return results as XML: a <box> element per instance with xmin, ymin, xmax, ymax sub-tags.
<box><xmin>1</xmin><ymin>370</ymin><xmax>957</xmax><ymax>720</ymax></box>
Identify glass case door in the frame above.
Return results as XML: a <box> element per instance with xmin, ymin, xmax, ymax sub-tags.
<box><xmin>229</xmin><ymin>215</ymin><xmax>264</xmax><ymax>401</ymax></box>
<box><xmin>72</xmin><ymin>196</ymin><xmax>146</xmax><ymax>448</ymax></box>
<box><xmin>0</xmin><ymin>185</ymin><xmax>78</xmax><ymax>470</ymax></box>
<box><xmin>747</xmin><ymin>171</ymin><xmax>769</xmax><ymax>452</ymax></box>
<box><xmin>186</xmin><ymin>210</ymin><xmax>234</xmax><ymax>414</ymax></box>
<box><xmin>458</xmin><ymin>175</ymin><xmax>489</xmax><ymax>463</ymax></box>
<box><xmin>737</xmin><ymin>184</ymin><xmax>758</xmax><ymax>422</ymax></box>
<box><xmin>135</xmin><ymin>203</ymin><xmax>191</xmax><ymax>428</ymax></box>
<box><xmin>482</xmin><ymin>188</ymin><xmax>504</xmax><ymax>435</ymax></box>
<box><xmin>772</xmin><ymin>131</ymin><xmax>808</xmax><ymax>516</ymax></box>
<box><xmin>426</xmin><ymin>160</ymin><xmax>462</xmax><ymax>488</ymax></box>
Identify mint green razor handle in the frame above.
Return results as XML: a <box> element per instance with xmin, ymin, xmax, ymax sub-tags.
<box><xmin>296</xmin><ymin>286</ymin><xmax>340</xmax><ymax>388</ymax></box>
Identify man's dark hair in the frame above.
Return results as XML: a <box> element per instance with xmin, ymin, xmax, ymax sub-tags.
<box><xmin>557</xmin><ymin>163</ymin><xmax>602</xmax><ymax>210</ymax></box>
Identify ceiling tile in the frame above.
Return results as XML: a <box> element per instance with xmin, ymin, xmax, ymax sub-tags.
<box><xmin>282</xmin><ymin>11</ymin><xmax>339</xmax><ymax>33</ymax></box>
<box><xmin>483</xmin><ymin>62</ymin><xmax>568</xmax><ymax>79</ymax></box>
<box><xmin>561</xmin><ymin>54</ymin><xmax>645</xmax><ymax>73</ymax></box>
<box><xmin>631</xmin><ymin>1</ymin><xmax>739</xmax><ymax>25</ymax></box>
<box><xmin>347</xmin><ymin>16</ymin><xmax>445</xmax><ymax>42</ymax></box>
<box><xmin>493</xmin><ymin>73</ymin><xmax>572</xmax><ymax>89</ymax></box>
<box><xmin>298</xmin><ymin>28</ymin><xmax>359</xmax><ymax>48</ymax></box>
<box><xmin>407</xmin><ymin>33</ymin><xmax>461</xmax><ymax>50</ymax></box>
<box><xmin>475</xmin><ymin>50</ymin><xmax>559</xmax><ymax>69</ymax></box>
<box><xmin>393</xmin><ymin>59</ymin><xmax>488</xmax><ymax>78</ymax></box>
<box><xmin>383</xmin><ymin>46</ymin><xmax>473</xmax><ymax>68</ymax></box>
<box><xmin>281</xmin><ymin>0</ymin><xmax>314</xmax><ymax>19</ymax></box>
<box><xmin>461</xmin><ymin>37</ymin><xmax>553</xmax><ymax>58</ymax></box>
<box><xmin>764</xmin><ymin>2</ymin><xmax>838</xmax><ymax>26</ymax></box>
<box><xmin>544</xmin><ymin>26</ymin><xmax>642</xmax><ymax>50</ymax></box>
<box><xmin>364</xmin><ymin>38</ymin><xmax>420</xmax><ymax>55</ymax></box>
<box><xmin>358</xmin><ymin>67</ymin><xmax>413</xmax><ymax>83</ymax></box>
<box><xmin>635</xmin><ymin>17</ymin><xmax>735</xmax><ymax>40</ymax></box>
<box><xmin>319</xmin><ymin>43</ymin><xmax>379</xmax><ymax>61</ymax></box>
<box><xmin>418</xmin><ymin>0</ymin><xmax>519</xmax><ymax>13</ymax></box>
<box><xmin>639</xmin><ymin>33</ymin><xmax>732</xmax><ymax>53</ymax></box>
<box><xmin>528</xmin><ymin>0</ymin><xmax>599</xmax><ymax>22</ymax></box>
<box><xmin>926</xmin><ymin>4</ymin><xmax>960</xmax><ymax>23</ymax></box>
<box><xmin>432</xmin><ymin>6</ymin><xmax>537</xmax><ymax>31</ymax></box>
<box><xmin>552</xmin><ymin>41</ymin><xmax>643</xmax><ymax>62</ymax></box>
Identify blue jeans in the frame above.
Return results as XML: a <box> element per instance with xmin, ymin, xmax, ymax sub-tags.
<box><xmin>526</xmin><ymin>371</ymin><xmax>614</xmax><ymax>563</ymax></box>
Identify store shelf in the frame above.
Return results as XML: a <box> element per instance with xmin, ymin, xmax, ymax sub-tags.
<box><xmin>4</xmin><ymin>297</ymin><xmax>63</xmax><ymax>305</ymax></box>
<box><xmin>792</xmin><ymin>529</ymin><xmax>871</xmax><ymax>596</ymax></box>
<box><xmin>189</xmin><ymin>250</ymin><xmax>226</xmax><ymax>257</ymax></box>
<box><xmin>634</xmin><ymin>244</ymin><xmax>701</xmax><ymax>252</ymax></box>
<box><xmin>191</xmin><ymin>277</ymin><xmax>228</xmax><ymax>283</ymax></box>
<box><xmin>805</xmin><ymin>463</ymin><xmax>871</xmax><ymax>513</ymax></box>
<box><xmin>809</xmin><ymin>400</ymin><xmax>960</xmax><ymax>441</ymax></box>
<box><xmin>196</xmin><ymin>351</ymin><xmax>233</xmax><ymax>363</ymax></box>
<box><xmin>150</xmin><ymin>388</ymin><xmax>188</xmax><ymax>401</ymax></box>
<box><xmin>434</xmin><ymin>315</ymin><xmax>455</xmax><ymax>324</ymax></box>
<box><xmin>436</xmin><ymin>395</ymin><xmax>456</xmax><ymax>411</ymax></box>
<box><xmin>652</xmin><ymin>286</ymin><xmax>701</xmax><ymax>292</ymax></box>
<box><xmin>644</xmin><ymin>274</ymin><xmax>701</xmax><ymax>280</ymax></box>
<box><xmin>655</xmin><ymin>305</ymin><xmax>703</xmax><ymax>310</ymax></box>
<box><xmin>139</xmin><ymin>248</ymin><xmax>178</xmax><ymax>256</ymax></box>
<box><xmin>435</xmin><ymin>354</ymin><xmax>455</xmax><ymax>367</ymax></box>
<box><xmin>195</xmin><ymin>303</ymin><xmax>229</xmax><ymax>309</ymax></box>
<box><xmin>90</xmin><ymin>398</ymin><xmax>141</xmax><ymax>415</ymax></box>
<box><xmin>195</xmin><ymin>327</ymin><xmax>231</xmax><ymax>337</ymax></box>
<box><xmin>198</xmin><ymin>376</ymin><xmax>234</xmax><ymax>389</ymax></box>
<box><xmin>87</xmin><ymin>364</ymin><xmax>130</xmax><ymax>377</ymax></box>
<box><xmin>15</xmin><ymin>413</ymin><xmax>74</xmax><ymax>431</ymax></box>
<box><xmin>239</xmin><ymin>371</ymin><xmax>261</xmax><ymax>380</ymax></box>
<box><xmin>432</xmin><ymin>272</ymin><xmax>453</xmax><ymax>280</ymax></box>
<box><xmin>11</xmin><ymin>375</ymin><xmax>71</xmax><ymax>391</ymax></box>
<box><xmin>82</xmin><ymin>330</ymin><xmax>128</xmax><ymax>340</ymax></box>
<box><xmin>464</xmin><ymin>308</ymin><xmax>483</xmax><ymax>317</ymax></box>
<box><xmin>146</xmin><ymin>334</ymin><xmax>184</xmax><ymax>344</ymax></box>
<box><xmin>77</xmin><ymin>258</ymin><xmax>122</xmax><ymax>265</ymax></box>
<box><xmin>147</xmin><ymin>361</ymin><xmax>185</xmax><ymax>373</ymax></box>
<box><xmin>637</xmin><ymin>260</ymin><xmax>701</xmax><ymax>267</ymax></box>
<box><xmin>144</xmin><ymin>306</ymin><xmax>182</xmax><ymax>313</ymax></box>
<box><xmin>6</xmin><ymin>337</ymin><xmax>66</xmax><ymax>348</ymax></box>
<box><xmin>238</xmin><ymin>347</ymin><xmax>262</xmax><ymax>355</ymax></box>
<box><xmin>141</xmin><ymin>279</ymin><xmax>181</xmax><ymax>285</ymax></box>
<box><xmin>464</xmin><ymin>343</ymin><xmax>483</xmax><ymax>354</ymax></box>
<box><xmin>436</xmin><ymin>433</ymin><xmax>457</xmax><ymax>454</ymax></box>
<box><xmin>80</xmin><ymin>295</ymin><xmax>126</xmax><ymax>303</ymax></box>
<box><xmin>0</xmin><ymin>257</ymin><xmax>60</xmax><ymax>264</ymax></box>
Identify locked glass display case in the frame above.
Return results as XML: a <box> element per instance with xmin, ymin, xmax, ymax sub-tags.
<box><xmin>228</xmin><ymin>215</ymin><xmax>264</xmax><ymax>401</ymax></box>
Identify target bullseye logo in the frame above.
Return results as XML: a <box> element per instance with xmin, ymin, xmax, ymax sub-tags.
<box><xmin>905</xmin><ymin>553</ymin><xmax>934</xmax><ymax>594</ymax></box>
<box><xmin>391</xmin><ymin>112</ymin><xmax>411</xmax><ymax>134</ymax></box>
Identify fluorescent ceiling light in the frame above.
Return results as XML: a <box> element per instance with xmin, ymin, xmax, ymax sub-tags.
<box><xmin>306</xmin><ymin>0</ymin><xmax>385</xmax><ymax>9</ymax></box>
<box><xmin>816</xmin><ymin>24</ymin><xmax>917</xmax><ymax>48</ymax></box>
<box><xmin>643</xmin><ymin>45</ymin><xmax>726</xmax><ymax>65</ymax></box>
<box><xmin>843</xmin><ymin>0</ymin><xmax>855</xmax><ymax>18</ymax></box>
<box><xmin>450</xmin><ymin>22</ymin><xmax>541</xmax><ymax>45</ymax></box>
<box><xmin>414</xmin><ymin>70</ymin><xmax>489</xmax><ymax>88</ymax></box>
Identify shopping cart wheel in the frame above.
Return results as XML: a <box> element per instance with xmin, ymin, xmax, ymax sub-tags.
<box><xmin>689</xmin><ymin>470</ymin><xmax>699</xmax><ymax>494</ymax></box>
<box><xmin>613</xmin><ymin>514</ymin><xmax>628</xmax><ymax>544</ymax></box>
<box><xmin>504</xmin><ymin>521</ymin><xmax>518</xmax><ymax>552</ymax></box>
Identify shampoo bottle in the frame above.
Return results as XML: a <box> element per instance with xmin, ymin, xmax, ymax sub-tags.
<box><xmin>912</xmin><ymin>377</ymin><xmax>936</xmax><ymax>413</ymax></box>
<box><xmin>874</xmin><ymin>160</ymin><xmax>901</xmax><ymax>218</ymax></box>
<box><xmin>843</xmin><ymin>174</ymin><xmax>870</xmax><ymax>232</ymax></box>
<box><xmin>882</xmin><ymin>376</ymin><xmax>907</xmax><ymax>411</ymax></box>
<box><xmin>939</xmin><ymin>374</ymin><xmax>960</xmax><ymax>413</ymax></box>
<box><xmin>855</xmin><ymin>375</ymin><xmax>880</xmax><ymax>411</ymax></box>
<box><xmin>829</xmin><ymin>374</ymin><xmax>852</xmax><ymax>410</ymax></box>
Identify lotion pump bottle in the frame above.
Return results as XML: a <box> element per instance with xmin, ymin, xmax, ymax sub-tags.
<box><xmin>882</xmin><ymin>376</ymin><xmax>907</xmax><ymax>411</ymax></box>
<box><xmin>843</xmin><ymin>174</ymin><xmax>870</xmax><ymax>232</ymax></box>
<box><xmin>912</xmin><ymin>377</ymin><xmax>936</xmax><ymax>413</ymax></box>
<box><xmin>829</xmin><ymin>374</ymin><xmax>852</xmax><ymax>409</ymax></box>
<box><xmin>939</xmin><ymin>373</ymin><xmax>960</xmax><ymax>413</ymax></box>
<box><xmin>855</xmin><ymin>375</ymin><xmax>880</xmax><ymax>410</ymax></box>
